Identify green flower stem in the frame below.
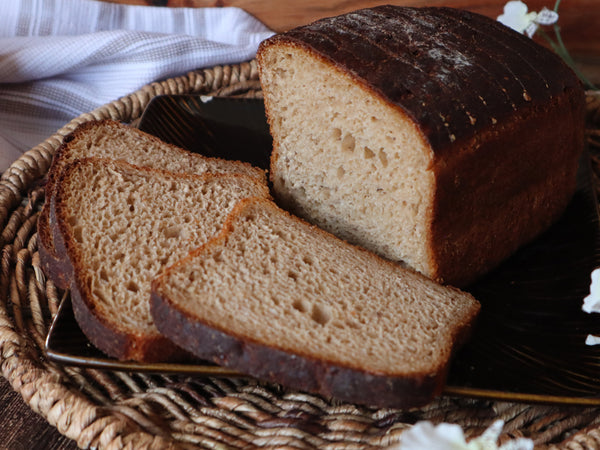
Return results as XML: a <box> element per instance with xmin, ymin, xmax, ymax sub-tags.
<box><xmin>537</xmin><ymin>28</ymin><xmax>597</xmax><ymax>90</ymax></box>
<box><xmin>536</xmin><ymin>0</ymin><xmax>597</xmax><ymax>89</ymax></box>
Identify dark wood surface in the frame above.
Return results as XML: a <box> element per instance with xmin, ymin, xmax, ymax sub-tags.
<box><xmin>0</xmin><ymin>377</ymin><xmax>78</xmax><ymax>450</ymax></box>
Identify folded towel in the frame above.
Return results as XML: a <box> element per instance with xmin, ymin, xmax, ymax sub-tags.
<box><xmin>0</xmin><ymin>0</ymin><xmax>274</xmax><ymax>173</ymax></box>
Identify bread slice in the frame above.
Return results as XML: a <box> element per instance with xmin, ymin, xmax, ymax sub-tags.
<box><xmin>38</xmin><ymin>119</ymin><xmax>266</xmax><ymax>289</ymax></box>
<box><xmin>151</xmin><ymin>198</ymin><xmax>480</xmax><ymax>408</ymax></box>
<box><xmin>257</xmin><ymin>6</ymin><xmax>585</xmax><ymax>287</ymax></box>
<box><xmin>51</xmin><ymin>158</ymin><xmax>269</xmax><ymax>362</ymax></box>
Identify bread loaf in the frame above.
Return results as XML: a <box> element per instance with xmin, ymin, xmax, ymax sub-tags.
<box><xmin>51</xmin><ymin>158</ymin><xmax>269</xmax><ymax>362</ymax></box>
<box><xmin>38</xmin><ymin>119</ymin><xmax>266</xmax><ymax>289</ymax></box>
<box><xmin>151</xmin><ymin>198</ymin><xmax>480</xmax><ymax>408</ymax></box>
<box><xmin>257</xmin><ymin>6</ymin><xmax>586</xmax><ymax>286</ymax></box>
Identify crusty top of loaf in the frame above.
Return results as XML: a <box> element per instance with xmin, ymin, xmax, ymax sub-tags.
<box><xmin>259</xmin><ymin>6</ymin><xmax>584</xmax><ymax>153</ymax></box>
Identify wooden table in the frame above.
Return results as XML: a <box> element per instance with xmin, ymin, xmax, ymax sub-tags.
<box><xmin>1</xmin><ymin>1</ymin><xmax>599</xmax><ymax>449</ymax></box>
<box><xmin>0</xmin><ymin>377</ymin><xmax>77</xmax><ymax>450</ymax></box>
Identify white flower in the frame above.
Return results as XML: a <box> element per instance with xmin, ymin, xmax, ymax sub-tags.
<box><xmin>586</xmin><ymin>335</ymin><xmax>600</xmax><ymax>346</ymax></box>
<box><xmin>583</xmin><ymin>268</ymin><xmax>600</xmax><ymax>346</ymax></box>
<box><xmin>497</xmin><ymin>1</ymin><xmax>558</xmax><ymax>38</ymax></box>
<box><xmin>498</xmin><ymin>1</ymin><xmax>537</xmax><ymax>35</ymax></box>
<box><xmin>394</xmin><ymin>420</ymin><xmax>533</xmax><ymax>450</ymax></box>
<box><xmin>583</xmin><ymin>268</ymin><xmax>600</xmax><ymax>313</ymax></box>
<box><xmin>535</xmin><ymin>7</ymin><xmax>560</xmax><ymax>26</ymax></box>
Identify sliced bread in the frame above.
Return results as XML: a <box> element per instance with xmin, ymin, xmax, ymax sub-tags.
<box><xmin>51</xmin><ymin>157</ymin><xmax>269</xmax><ymax>362</ymax></box>
<box><xmin>151</xmin><ymin>198</ymin><xmax>480</xmax><ymax>408</ymax></box>
<box><xmin>38</xmin><ymin>119</ymin><xmax>266</xmax><ymax>289</ymax></box>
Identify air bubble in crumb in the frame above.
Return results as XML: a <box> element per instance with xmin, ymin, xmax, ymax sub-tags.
<box><xmin>293</xmin><ymin>298</ymin><xmax>310</xmax><ymax>313</ymax></box>
<box><xmin>126</xmin><ymin>281</ymin><xmax>139</xmax><ymax>293</ymax></box>
<box><xmin>303</xmin><ymin>255</ymin><xmax>314</xmax><ymax>265</ymax></box>
<box><xmin>164</xmin><ymin>226</ymin><xmax>182</xmax><ymax>239</ymax></box>
<box><xmin>311</xmin><ymin>303</ymin><xmax>331</xmax><ymax>326</ymax></box>
<box><xmin>378</xmin><ymin>149</ymin><xmax>388</xmax><ymax>167</ymax></box>
<box><xmin>342</xmin><ymin>133</ymin><xmax>355</xmax><ymax>152</ymax></box>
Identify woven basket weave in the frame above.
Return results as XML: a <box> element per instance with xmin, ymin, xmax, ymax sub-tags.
<box><xmin>2</xmin><ymin>61</ymin><xmax>600</xmax><ymax>449</ymax></box>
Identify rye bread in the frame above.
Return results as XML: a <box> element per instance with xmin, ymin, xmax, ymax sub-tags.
<box><xmin>38</xmin><ymin>119</ymin><xmax>266</xmax><ymax>289</ymax></box>
<box><xmin>151</xmin><ymin>198</ymin><xmax>480</xmax><ymax>408</ymax></box>
<box><xmin>51</xmin><ymin>157</ymin><xmax>269</xmax><ymax>362</ymax></box>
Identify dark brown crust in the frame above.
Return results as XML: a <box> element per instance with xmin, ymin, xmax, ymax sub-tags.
<box><xmin>258</xmin><ymin>6</ymin><xmax>582</xmax><ymax>154</ymax></box>
<box><xmin>151</xmin><ymin>198</ymin><xmax>480</xmax><ymax>408</ymax></box>
<box><xmin>37</xmin><ymin>206</ymin><xmax>65</xmax><ymax>287</ymax></box>
<box><xmin>38</xmin><ymin>195</ymin><xmax>74</xmax><ymax>290</ymax></box>
<box><xmin>430</xmin><ymin>90</ymin><xmax>585</xmax><ymax>285</ymax></box>
<box><xmin>38</xmin><ymin>233</ymin><xmax>71</xmax><ymax>291</ymax></box>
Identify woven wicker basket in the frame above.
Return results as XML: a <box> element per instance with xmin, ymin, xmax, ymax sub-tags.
<box><xmin>2</xmin><ymin>61</ymin><xmax>600</xmax><ymax>449</ymax></box>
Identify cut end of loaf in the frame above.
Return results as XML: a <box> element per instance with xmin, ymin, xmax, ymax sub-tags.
<box><xmin>152</xmin><ymin>198</ymin><xmax>480</xmax><ymax>408</ymax></box>
<box><xmin>258</xmin><ymin>43</ymin><xmax>438</xmax><ymax>278</ymax></box>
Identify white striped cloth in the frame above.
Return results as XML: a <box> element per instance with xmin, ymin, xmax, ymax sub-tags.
<box><xmin>0</xmin><ymin>0</ymin><xmax>274</xmax><ymax>173</ymax></box>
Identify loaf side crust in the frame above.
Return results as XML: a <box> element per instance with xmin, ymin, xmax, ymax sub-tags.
<box><xmin>430</xmin><ymin>90</ymin><xmax>585</xmax><ymax>285</ymax></box>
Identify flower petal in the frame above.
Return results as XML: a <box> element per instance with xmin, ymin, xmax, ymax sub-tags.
<box><xmin>500</xmin><ymin>438</ymin><xmax>535</xmax><ymax>450</ymax></box>
<box><xmin>478</xmin><ymin>420</ymin><xmax>504</xmax><ymax>445</ymax></box>
<box><xmin>582</xmin><ymin>268</ymin><xmax>600</xmax><ymax>313</ymax></box>
<box><xmin>399</xmin><ymin>421</ymin><xmax>468</xmax><ymax>450</ymax></box>
<box><xmin>524</xmin><ymin>22</ymin><xmax>539</xmax><ymax>38</ymax></box>
<box><xmin>586</xmin><ymin>335</ymin><xmax>600</xmax><ymax>346</ymax></box>
<box><xmin>535</xmin><ymin>7</ymin><xmax>559</xmax><ymax>25</ymax></box>
<box><xmin>504</xmin><ymin>0</ymin><xmax>529</xmax><ymax>16</ymax></box>
<box><xmin>497</xmin><ymin>1</ymin><xmax>536</xmax><ymax>33</ymax></box>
